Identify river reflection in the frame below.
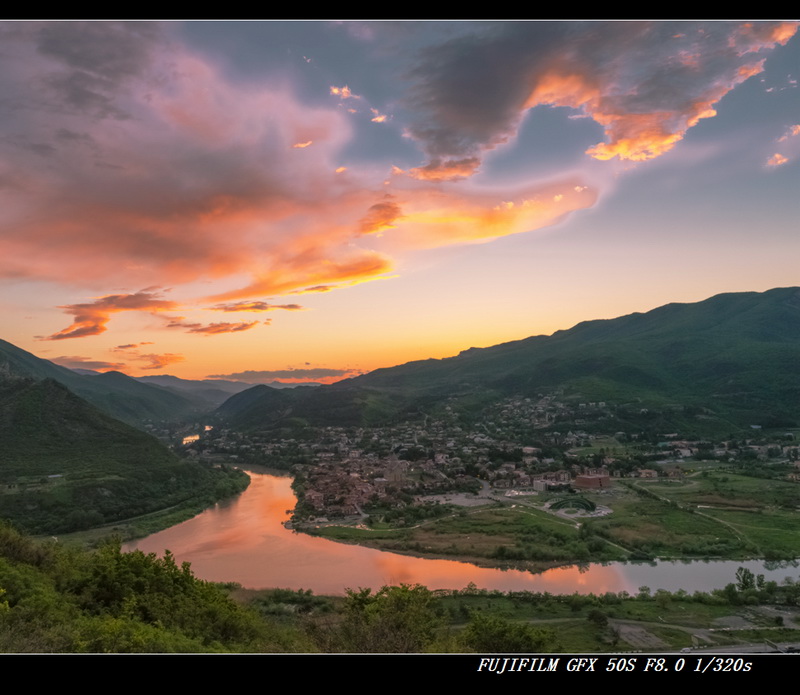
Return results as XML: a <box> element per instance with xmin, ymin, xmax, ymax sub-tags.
<box><xmin>125</xmin><ymin>468</ymin><xmax>799</xmax><ymax>595</ymax></box>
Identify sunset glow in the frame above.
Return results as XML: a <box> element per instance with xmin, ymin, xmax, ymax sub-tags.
<box><xmin>2</xmin><ymin>21</ymin><xmax>798</xmax><ymax>384</ymax></box>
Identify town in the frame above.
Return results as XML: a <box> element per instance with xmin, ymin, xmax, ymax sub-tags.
<box><xmin>173</xmin><ymin>393</ymin><xmax>800</xmax><ymax>552</ymax></box>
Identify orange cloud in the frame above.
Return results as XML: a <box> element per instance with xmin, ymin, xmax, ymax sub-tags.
<box><xmin>358</xmin><ymin>200</ymin><xmax>404</xmax><ymax>235</ymax></box>
<box><xmin>207</xmin><ymin>366</ymin><xmax>357</xmax><ymax>384</ymax></box>
<box><xmin>362</xmin><ymin>178</ymin><xmax>598</xmax><ymax>250</ymax></box>
<box><xmin>370</xmin><ymin>108</ymin><xmax>388</xmax><ymax>123</ymax></box>
<box><xmin>585</xmin><ymin>111</ymin><xmax>697</xmax><ymax>162</ymax></box>
<box><xmin>185</xmin><ymin>321</ymin><xmax>260</xmax><ymax>335</ymax></box>
<box><xmin>330</xmin><ymin>85</ymin><xmax>359</xmax><ymax>99</ymax></box>
<box><xmin>293</xmin><ymin>141</ymin><xmax>313</xmax><ymax>148</ymax></box>
<box><xmin>41</xmin><ymin>290</ymin><xmax>178</xmax><ymax>340</ymax></box>
<box><xmin>527</xmin><ymin>66</ymin><xmax>754</xmax><ymax>163</ymax></box>
<box><xmin>405</xmin><ymin>22</ymin><xmax>798</xmax><ymax>171</ymax></box>
<box><xmin>290</xmin><ymin>285</ymin><xmax>334</xmax><ymax>294</ymax></box>
<box><xmin>135</xmin><ymin>353</ymin><xmax>186</xmax><ymax>370</ymax></box>
<box><xmin>729</xmin><ymin>21</ymin><xmax>798</xmax><ymax>55</ymax></box>
<box><xmin>778</xmin><ymin>124</ymin><xmax>800</xmax><ymax>142</ymax></box>
<box><xmin>409</xmin><ymin>157</ymin><xmax>481</xmax><ymax>181</ymax></box>
<box><xmin>163</xmin><ymin>317</ymin><xmax>262</xmax><ymax>335</ymax></box>
<box><xmin>211</xmin><ymin>249</ymin><xmax>394</xmax><ymax>301</ymax></box>
<box><xmin>767</xmin><ymin>153</ymin><xmax>788</xmax><ymax>166</ymax></box>
<box><xmin>209</xmin><ymin>301</ymin><xmax>305</xmax><ymax>312</ymax></box>
<box><xmin>107</xmin><ymin>342</ymin><xmax>186</xmax><ymax>371</ymax></box>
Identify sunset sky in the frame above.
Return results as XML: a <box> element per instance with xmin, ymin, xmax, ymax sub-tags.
<box><xmin>2</xmin><ymin>20</ymin><xmax>798</xmax><ymax>384</ymax></box>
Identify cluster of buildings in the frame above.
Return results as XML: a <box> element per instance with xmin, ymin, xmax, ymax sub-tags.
<box><xmin>173</xmin><ymin>393</ymin><xmax>800</xmax><ymax>522</ymax></box>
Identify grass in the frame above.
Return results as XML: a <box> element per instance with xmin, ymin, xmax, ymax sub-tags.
<box><xmin>303</xmin><ymin>464</ymin><xmax>800</xmax><ymax>568</ymax></box>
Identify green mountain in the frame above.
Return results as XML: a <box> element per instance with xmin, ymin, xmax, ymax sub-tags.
<box><xmin>217</xmin><ymin>287</ymin><xmax>800</xmax><ymax>432</ymax></box>
<box><xmin>135</xmin><ymin>374</ymin><xmax>254</xmax><ymax>410</ymax></box>
<box><xmin>0</xmin><ymin>339</ymin><xmax>195</xmax><ymax>426</ymax></box>
<box><xmin>0</xmin><ymin>372</ymin><xmax>247</xmax><ymax>534</ymax></box>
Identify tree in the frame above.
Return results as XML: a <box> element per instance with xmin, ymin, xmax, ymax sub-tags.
<box><xmin>460</xmin><ymin>612</ymin><xmax>559</xmax><ymax>652</ymax></box>
<box><xmin>337</xmin><ymin>584</ymin><xmax>444</xmax><ymax>652</ymax></box>
<box><xmin>587</xmin><ymin>608</ymin><xmax>608</xmax><ymax>628</ymax></box>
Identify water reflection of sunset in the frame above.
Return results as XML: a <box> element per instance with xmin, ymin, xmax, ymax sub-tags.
<box><xmin>126</xmin><ymin>470</ymin><xmax>797</xmax><ymax>596</ymax></box>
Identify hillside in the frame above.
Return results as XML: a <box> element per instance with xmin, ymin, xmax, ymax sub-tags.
<box><xmin>0</xmin><ymin>339</ymin><xmax>195</xmax><ymax>427</ymax></box>
<box><xmin>217</xmin><ymin>287</ymin><xmax>800</xmax><ymax>432</ymax></box>
<box><xmin>0</xmin><ymin>375</ymin><xmax>247</xmax><ymax>534</ymax></box>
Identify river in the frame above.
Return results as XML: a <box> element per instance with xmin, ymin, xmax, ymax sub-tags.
<box><xmin>124</xmin><ymin>467</ymin><xmax>800</xmax><ymax>595</ymax></box>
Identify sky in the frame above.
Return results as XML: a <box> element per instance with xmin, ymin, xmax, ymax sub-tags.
<box><xmin>1</xmin><ymin>20</ymin><xmax>798</xmax><ymax>384</ymax></box>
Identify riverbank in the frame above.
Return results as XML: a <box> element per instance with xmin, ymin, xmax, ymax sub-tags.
<box><xmin>50</xmin><ymin>466</ymin><xmax>251</xmax><ymax>548</ymax></box>
<box><xmin>297</xmin><ymin>470</ymin><xmax>800</xmax><ymax>569</ymax></box>
<box><xmin>8</xmin><ymin>516</ymin><xmax>800</xmax><ymax>653</ymax></box>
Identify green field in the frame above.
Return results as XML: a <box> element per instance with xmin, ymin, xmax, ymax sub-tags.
<box><xmin>311</xmin><ymin>464</ymin><xmax>800</xmax><ymax>568</ymax></box>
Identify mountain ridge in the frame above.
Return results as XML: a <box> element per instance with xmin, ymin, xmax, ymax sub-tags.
<box><xmin>216</xmin><ymin>287</ymin><xmax>800</xmax><ymax>431</ymax></box>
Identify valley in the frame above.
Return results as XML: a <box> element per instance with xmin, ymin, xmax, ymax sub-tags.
<box><xmin>3</xmin><ymin>286</ymin><xmax>800</xmax><ymax>653</ymax></box>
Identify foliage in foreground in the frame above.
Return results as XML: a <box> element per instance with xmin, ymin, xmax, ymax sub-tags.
<box><xmin>0</xmin><ymin>522</ymin><xmax>307</xmax><ymax>652</ymax></box>
<box><xmin>2</xmin><ymin>521</ymin><xmax>800</xmax><ymax>653</ymax></box>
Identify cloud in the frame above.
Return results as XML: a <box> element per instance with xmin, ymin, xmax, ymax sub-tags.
<box><xmin>0</xmin><ymin>22</ymin><xmax>378</xmax><ymax>302</ymax></box>
<box><xmin>330</xmin><ymin>85</ymin><xmax>360</xmax><ymax>100</ymax></box>
<box><xmin>41</xmin><ymin>289</ymin><xmax>178</xmax><ymax>340</ymax></box>
<box><xmin>6</xmin><ymin>21</ymin><xmax>795</xmax><ymax>353</ymax></box>
<box><xmin>209</xmin><ymin>301</ymin><xmax>305</xmax><ymax>312</ymax></box>
<box><xmin>356</xmin><ymin>177</ymin><xmax>599</xmax><ymax>251</ymax></box>
<box><xmin>210</xmin><ymin>249</ymin><xmax>394</xmax><ymax>301</ymax></box>
<box><xmin>358</xmin><ymin>199</ymin><xmax>403</xmax><ymax>235</ymax></box>
<box><xmin>408</xmin><ymin>157</ymin><xmax>481</xmax><ymax>182</ymax></box>
<box><xmin>207</xmin><ymin>367</ymin><xmax>357</xmax><ymax>383</ymax></box>
<box><xmin>134</xmin><ymin>353</ymin><xmax>186</xmax><ymax>370</ymax></box>
<box><xmin>167</xmin><ymin>320</ymin><xmax>261</xmax><ymax>335</ymax></box>
<box><xmin>50</xmin><ymin>355</ymin><xmax>127</xmax><ymax>371</ymax></box>
<box><xmin>370</xmin><ymin>108</ymin><xmax>388</xmax><ymax>123</ymax></box>
<box><xmin>107</xmin><ymin>342</ymin><xmax>185</xmax><ymax>371</ymax></box>
<box><xmin>779</xmin><ymin>124</ymin><xmax>800</xmax><ymax>141</ymax></box>
<box><xmin>766</xmin><ymin>153</ymin><xmax>788</xmax><ymax>166</ymax></box>
<box><xmin>2</xmin><ymin>21</ymin><xmax>618</xmax><ymax>333</ymax></box>
<box><xmin>767</xmin><ymin>124</ymin><xmax>800</xmax><ymax>166</ymax></box>
<box><xmin>404</xmin><ymin>21</ymin><xmax>798</xmax><ymax>172</ymax></box>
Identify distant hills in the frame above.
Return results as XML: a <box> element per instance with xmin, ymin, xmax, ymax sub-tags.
<box><xmin>0</xmin><ymin>343</ymin><xmax>248</xmax><ymax>534</ymax></box>
<box><xmin>215</xmin><ymin>287</ymin><xmax>800</xmax><ymax>432</ymax></box>
<box><xmin>0</xmin><ymin>339</ymin><xmax>197</xmax><ymax>426</ymax></box>
<box><xmin>0</xmin><ymin>375</ymin><xmax>246</xmax><ymax>534</ymax></box>
<box><xmin>0</xmin><ymin>338</ymin><xmax>308</xmax><ymax>423</ymax></box>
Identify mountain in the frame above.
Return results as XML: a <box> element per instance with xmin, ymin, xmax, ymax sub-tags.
<box><xmin>135</xmin><ymin>374</ymin><xmax>255</xmax><ymax>410</ymax></box>
<box><xmin>215</xmin><ymin>381</ymin><xmax>396</xmax><ymax>431</ymax></box>
<box><xmin>0</xmin><ymin>339</ymin><xmax>195</xmax><ymax>426</ymax></box>
<box><xmin>0</xmin><ymin>375</ymin><xmax>246</xmax><ymax>534</ymax></box>
<box><xmin>217</xmin><ymin>287</ymin><xmax>800</xmax><ymax>431</ymax></box>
